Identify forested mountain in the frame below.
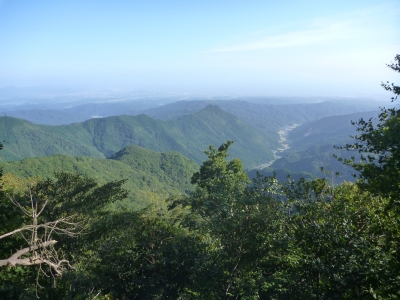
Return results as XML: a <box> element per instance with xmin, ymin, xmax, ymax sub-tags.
<box><xmin>143</xmin><ymin>100</ymin><xmax>380</xmax><ymax>135</ymax></box>
<box><xmin>249</xmin><ymin>144</ymin><xmax>359</xmax><ymax>183</ymax></box>
<box><xmin>141</xmin><ymin>100</ymin><xmax>380</xmax><ymax>149</ymax></box>
<box><xmin>3</xmin><ymin>145</ymin><xmax>198</xmax><ymax>209</ymax></box>
<box><xmin>143</xmin><ymin>99</ymin><xmax>378</xmax><ymax>124</ymax></box>
<box><xmin>0</xmin><ymin>105</ymin><xmax>273</xmax><ymax>168</ymax></box>
<box><xmin>287</xmin><ymin>110</ymin><xmax>379</xmax><ymax>151</ymax></box>
<box><xmin>0</xmin><ymin>116</ymin><xmax>103</xmax><ymax>160</ymax></box>
<box><xmin>244</xmin><ymin>110</ymin><xmax>380</xmax><ymax>182</ymax></box>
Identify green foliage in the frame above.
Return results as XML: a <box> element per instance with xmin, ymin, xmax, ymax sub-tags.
<box><xmin>2</xmin><ymin>137</ymin><xmax>400</xmax><ymax>299</ymax></box>
<box><xmin>191</xmin><ymin>140</ymin><xmax>250</xmax><ymax>192</ymax></box>
<box><xmin>168</xmin><ymin>141</ymin><xmax>400</xmax><ymax>299</ymax></box>
<box><xmin>171</xmin><ymin>141</ymin><xmax>288</xmax><ymax>299</ymax></box>
<box><xmin>3</xmin><ymin>145</ymin><xmax>198</xmax><ymax>209</ymax></box>
<box><xmin>275</xmin><ymin>181</ymin><xmax>391</xmax><ymax>299</ymax></box>
<box><xmin>80</xmin><ymin>203</ymin><xmax>204</xmax><ymax>300</ymax></box>
<box><xmin>340</xmin><ymin>54</ymin><xmax>400</xmax><ymax>201</ymax></box>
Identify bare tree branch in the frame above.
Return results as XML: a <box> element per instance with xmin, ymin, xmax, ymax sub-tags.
<box><xmin>0</xmin><ymin>240</ymin><xmax>57</xmax><ymax>267</ymax></box>
<box><xmin>0</xmin><ymin>217</ymin><xmax>83</xmax><ymax>240</ymax></box>
<box><xmin>1</xmin><ymin>186</ymin><xmax>82</xmax><ymax>277</ymax></box>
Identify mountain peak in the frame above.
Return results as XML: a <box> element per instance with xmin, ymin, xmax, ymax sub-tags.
<box><xmin>197</xmin><ymin>104</ymin><xmax>228</xmax><ymax>116</ymax></box>
<box><xmin>200</xmin><ymin>104</ymin><xmax>223</xmax><ymax>112</ymax></box>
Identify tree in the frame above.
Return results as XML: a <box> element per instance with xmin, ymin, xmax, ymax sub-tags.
<box><xmin>172</xmin><ymin>141</ymin><xmax>287</xmax><ymax>299</ymax></box>
<box><xmin>0</xmin><ymin>183</ymin><xmax>79</xmax><ymax>274</ymax></box>
<box><xmin>0</xmin><ymin>172</ymin><xmax>127</xmax><ymax>299</ymax></box>
<box><xmin>86</xmin><ymin>200</ymin><xmax>203</xmax><ymax>300</ymax></box>
<box><xmin>329</xmin><ymin>54</ymin><xmax>400</xmax><ymax>298</ymax></box>
<box><xmin>283</xmin><ymin>181</ymin><xmax>390</xmax><ymax>299</ymax></box>
<box><xmin>341</xmin><ymin>54</ymin><xmax>400</xmax><ymax>202</ymax></box>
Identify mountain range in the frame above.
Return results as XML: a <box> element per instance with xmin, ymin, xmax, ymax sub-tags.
<box><xmin>0</xmin><ymin>95</ymin><xmax>386</xmax><ymax>185</ymax></box>
<box><xmin>0</xmin><ymin>105</ymin><xmax>274</xmax><ymax>169</ymax></box>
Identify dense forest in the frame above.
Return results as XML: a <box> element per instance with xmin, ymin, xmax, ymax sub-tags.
<box><xmin>0</xmin><ymin>55</ymin><xmax>399</xmax><ymax>299</ymax></box>
<box><xmin>0</xmin><ymin>105</ymin><xmax>274</xmax><ymax>168</ymax></box>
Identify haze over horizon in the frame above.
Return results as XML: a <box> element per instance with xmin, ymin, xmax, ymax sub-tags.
<box><xmin>0</xmin><ymin>0</ymin><xmax>399</xmax><ymax>98</ymax></box>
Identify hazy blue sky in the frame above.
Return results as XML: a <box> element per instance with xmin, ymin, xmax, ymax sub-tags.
<box><xmin>0</xmin><ymin>0</ymin><xmax>399</xmax><ymax>96</ymax></box>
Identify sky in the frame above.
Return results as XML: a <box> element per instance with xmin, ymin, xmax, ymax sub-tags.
<box><xmin>0</xmin><ymin>0</ymin><xmax>399</xmax><ymax>97</ymax></box>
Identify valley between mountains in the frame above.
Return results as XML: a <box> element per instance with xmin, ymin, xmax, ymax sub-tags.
<box><xmin>0</xmin><ymin>97</ymin><xmax>381</xmax><ymax>207</ymax></box>
<box><xmin>2</xmin><ymin>94</ymin><xmax>398</xmax><ymax>299</ymax></box>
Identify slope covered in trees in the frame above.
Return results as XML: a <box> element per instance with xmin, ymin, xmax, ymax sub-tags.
<box><xmin>287</xmin><ymin>110</ymin><xmax>379</xmax><ymax>151</ymax></box>
<box><xmin>3</xmin><ymin>145</ymin><xmax>198</xmax><ymax>209</ymax></box>
<box><xmin>0</xmin><ymin>105</ymin><xmax>273</xmax><ymax>168</ymax></box>
<box><xmin>249</xmin><ymin>144</ymin><xmax>359</xmax><ymax>183</ymax></box>
<box><xmin>143</xmin><ymin>100</ymin><xmax>381</xmax><ymax>147</ymax></box>
<box><xmin>3</xmin><ymin>137</ymin><xmax>398</xmax><ymax>299</ymax></box>
<box><xmin>244</xmin><ymin>110</ymin><xmax>380</xmax><ymax>183</ymax></box>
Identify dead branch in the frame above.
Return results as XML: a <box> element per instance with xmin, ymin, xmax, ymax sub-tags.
<box><xmin>1</xmin><ymin>186</ymin><xmax>82</xmax><ymax>277</ymax></box>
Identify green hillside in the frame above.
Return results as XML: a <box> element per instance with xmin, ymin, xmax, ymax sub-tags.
<box><xmin>248</xmin><ymin>144</ymin><xmax>358</xmax><ymax>183</ymax></box>
<box><xmin>247</xmin><ymin>111</ymin><xmax>380</xmax><ymax>183</ymax></box>
<box><xmin>272</xmin><ymin>144</ymin><xmax>358</xmax><ymax>181</ymax></box>
<box><xmin>3</xmin><ymin>145</ymin><xmax>198</xmax><ymax>209</ymax></box>
<box><xmin>287</xmin><ymin>111</ymin><xmax>378</xmax><ymax>151</ymax></box>
<box><xmin>0</xmin><ymin>105</ymin><xmax>273</xmax><ymax>168</ymax></box>
<box><xmin>167</xmin><ymin>105</ymin><xmax>274</xmax><ymax>166</ymax></box>
<box><xmin>0</xmin><ymin>116</ymin><xmax>102</xmax><ymax>160</ymax></box>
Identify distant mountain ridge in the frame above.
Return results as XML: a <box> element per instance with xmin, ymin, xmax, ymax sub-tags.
<box><xmin>0</xmin><ymin>99</ymin><xmax>382</xmax><ymax>131</ymax></box>
<box><xmin>141</xmin><ymin>100</ymin><xmax>382</xmax><ymax>146</ymax></box>
<box><xmin>0</xmin><ymin>105</ymin><xmax>273</xmax><ymax>168</ymax></box>
<box><xmin>0</xmin><ymin>99</ymin><xmax>175</xmax><ymax>125</ymax></box>
<box><xmin>142</xmin><ymin>100</ymin><xmax>378</xmax><ymax>125</ymax></box>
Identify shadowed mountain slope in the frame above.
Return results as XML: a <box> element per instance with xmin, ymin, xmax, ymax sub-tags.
<box><xmin>247</xmin><ymin>144</ymin><xmax>360</xmax><ymax>184</ymax></box>
<box><xmin>287</xmin><ymin>110</ymin><xmax>379</xmax><ymax>151</ymax></box>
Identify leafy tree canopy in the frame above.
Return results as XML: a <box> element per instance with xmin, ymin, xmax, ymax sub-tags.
<box><xmin>341</xmin><ymin>54</ymin><xmax>400</xmax><ymax>202</ymax></box>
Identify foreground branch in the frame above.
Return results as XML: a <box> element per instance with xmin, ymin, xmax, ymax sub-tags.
<box><xmin>0</xmin><ymin>240</ymin><xmax>57</xmax><ymax>266</ymax></box>
<box><xmin>1</xmin><ymin>188</ymin><xmax>82</xmax><ymax>277</ymax></box>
